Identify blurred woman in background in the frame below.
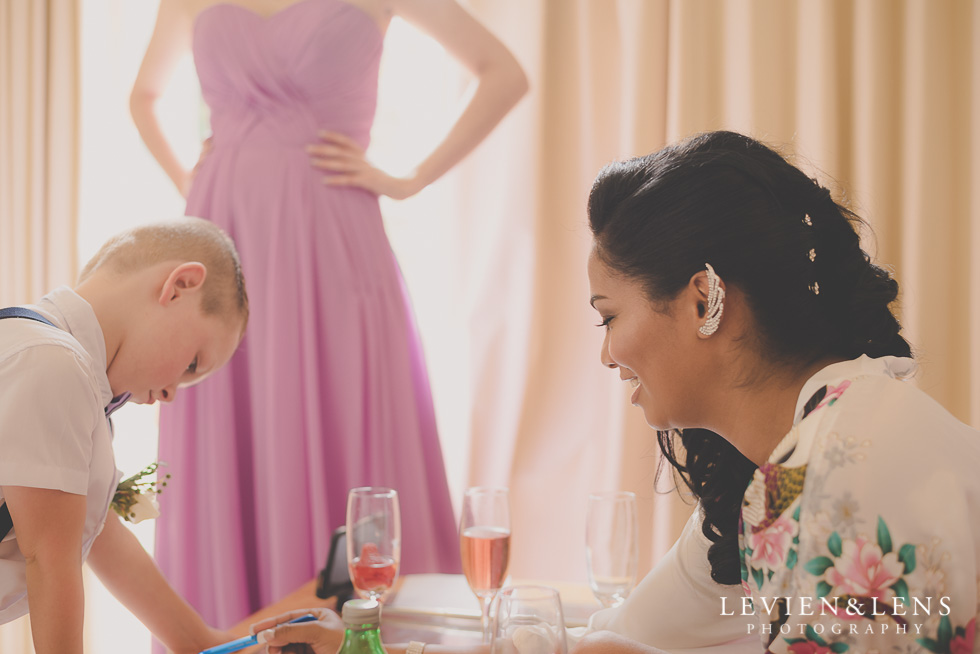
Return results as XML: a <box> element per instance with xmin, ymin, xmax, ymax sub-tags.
<box><xmin>131</xmin><ymin>0</ymin><xmax>527</xmax><ymax>628</ymax></box>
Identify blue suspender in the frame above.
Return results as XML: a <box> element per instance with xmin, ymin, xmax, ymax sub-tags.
<box><xmin>0</xmin><ymin>308</ymin><xmax>58</xmax><ymax>540</ymax></box>
<box><xmin>0</xmin><ymin>307</ymin><xmax>56</xmax><ymax>327</ymax></box>
<box><xmin>0</xmin><ymin>307</ymin><xmax>131</xmax><ymax>540</ymax></box>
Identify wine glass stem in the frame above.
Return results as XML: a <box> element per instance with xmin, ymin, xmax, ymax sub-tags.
<box><xmin>480</xmin><ymin>594</ymin><xmax>494</xmax><ymax>644</ymax></box>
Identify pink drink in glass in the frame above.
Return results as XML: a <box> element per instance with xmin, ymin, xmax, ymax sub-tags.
<box><xmin>350</xmin><ymin>543</ymin><xmax>398</xmax><ymax>597</ymax></box>
<box><xmin>461</xmin><ymin>526</ymin><xmax>511</xmax><ymax>597</ymax></box>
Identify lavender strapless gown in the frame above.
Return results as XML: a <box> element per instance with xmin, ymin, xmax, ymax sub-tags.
<box><xmin>156</xmin><ymin>0</ymin><xmax>460</xmax><ymax>628</ymax></box>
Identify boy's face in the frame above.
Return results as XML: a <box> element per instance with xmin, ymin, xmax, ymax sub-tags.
<box><xmin>122</xmin><ymin>306</ymin><xmax>242</xmax><ymax>405</ymax></box>
<box><xmin>106</xmin><ymin>264</ymin><xmax>244</xmax><ymax>404</ymax></box>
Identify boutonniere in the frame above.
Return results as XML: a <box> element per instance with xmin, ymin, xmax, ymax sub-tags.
<box><xmin>111</xmin><ymin>462</ymin><xmax>171</xmax><ymax>524</ymax></box>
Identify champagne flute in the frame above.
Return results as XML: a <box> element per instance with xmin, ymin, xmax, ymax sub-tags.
<box><xmin>490</xmin><ymin>585</ymin><xmax>568</xmax><ymax>654</ymax></box>
<box><xmin>346</xmin><ymin>487</ymin><xmax>400</xmax><ymax>602</ymax></box>
<box><xmin>460</xmin><ymin>487</ymin><xmax>511</xmax><ymax>643</ymax></box>
<box><xmin>585</xmin><ymin>491</ymin><xmax>638</xmax><ymax>608</ymax></box>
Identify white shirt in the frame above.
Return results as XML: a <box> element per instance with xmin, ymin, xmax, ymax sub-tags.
<box><xmin>740</xmin><ymin>355</ymin><xmax>980</xmax><ymax>653</ymax></box>
<box><xmin>568</xmin><ymin>355</ymin><xmax>980</xmax><ymax>654</ymax></box>
<box><xmin>0</xmin><ymin>286</ymin><xmax>121</xmax><ymax>623</ymax></box>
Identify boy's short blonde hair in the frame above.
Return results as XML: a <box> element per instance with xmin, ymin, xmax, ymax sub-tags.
<box><xmin>79</xmin><ymin>216</ymin><xmax>249</xmax><ymax>326</ymax></box>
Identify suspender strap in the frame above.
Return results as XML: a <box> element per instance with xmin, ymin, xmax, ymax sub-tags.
<box><xmin>0</xmin><ymin>506</ymin><xmax>10</xmax><ymax>543</ymax></box>
<box><xmin>0</xmin><ymin>307</ymin><xmax>58</xmax><ymax>541</ymax></box>
<box><xmin>0</xmin><ymin>307</ymin><xmax>56</xmax><ymax>327</ymax></box>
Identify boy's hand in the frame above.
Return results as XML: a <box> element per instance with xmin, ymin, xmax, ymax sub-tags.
<box><xmin>250</xmin><ymin>608</ymin><xmax>344</xmax><ymax>654</ymax></box>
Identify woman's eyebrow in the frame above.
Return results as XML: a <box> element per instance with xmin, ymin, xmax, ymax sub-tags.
<box><xmin>590</xmin><ymin>294</ymin><xmax>607</xmax><ymax>308</ymax></box>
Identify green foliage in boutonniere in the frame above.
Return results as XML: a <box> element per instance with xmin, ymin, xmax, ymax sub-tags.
<box><xmin>111</xmin><ymin>462</ymin><xmax>171</xmax><ymax>524</ymax></box>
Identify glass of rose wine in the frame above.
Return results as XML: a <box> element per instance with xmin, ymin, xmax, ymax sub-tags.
<box><xmin>460</xmin><ymin>487</ymin><xmax>511</xmax><ymax>643</ymax></box>
<box><xmin>585</xmin><ymin>491</ymin><xmax>638</xmax><ymax>608</ymax></box>
<box><xmin>346</xmin><ymin>487</ymin><xmax>400</xmax><ymax>602</ymax></box>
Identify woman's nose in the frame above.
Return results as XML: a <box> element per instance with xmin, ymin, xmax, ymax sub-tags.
<box><xmin>600</xmin><ymin>331</ymin><xmax>617</xmax><ymax>369</ymax></box>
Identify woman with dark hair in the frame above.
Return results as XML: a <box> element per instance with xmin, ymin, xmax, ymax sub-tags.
<box><xmin>583</xmin><ymin>131</ymin><xmax>980</xmax><ymax>653</ymax></box>
<box><xmin>234</xmin><ymin>132</ymin><xmax>980</xmax><ymax>654</ymax></box>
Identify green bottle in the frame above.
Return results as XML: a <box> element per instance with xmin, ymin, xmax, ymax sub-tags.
<box><xmin>338</xmin><ymin>599</ymin><xmax>388</xmax><ymax>654</ymax></box>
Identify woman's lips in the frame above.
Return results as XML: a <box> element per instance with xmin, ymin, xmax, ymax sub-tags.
<box><xmin>628</xmin><ymin>377</ymin><xmax>640</xmax><ymax>405</ymax></box>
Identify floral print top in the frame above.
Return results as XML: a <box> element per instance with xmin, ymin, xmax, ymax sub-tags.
<box><xmin>739</xmin><ymin>355</ymin><xmax>980</xmax><ymax>654</ymax></box>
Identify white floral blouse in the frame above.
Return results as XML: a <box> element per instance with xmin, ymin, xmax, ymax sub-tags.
<box><xmin>740</xmin><ymin>355</ymin><xmax>980</xmax><ymax>654</ymax></box>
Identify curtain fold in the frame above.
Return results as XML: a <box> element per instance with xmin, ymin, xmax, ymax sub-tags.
<box><xmin>0</xmin><ymin>0</ymin><xmax>79</xmax><ymax>649</ymax></box>
<box><xmin>0</xmin><ymin>0</ymin><xmax>79</xmax><ymax>307</ymax></box>
<box><xmin>459</xmin><ymin>0</ymin><xmax>979</xmax><ymax>584</ymax></box>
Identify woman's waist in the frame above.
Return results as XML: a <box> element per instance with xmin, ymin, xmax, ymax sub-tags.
<box><xmin>206</xmin><ymin>109</ymin><xmax>372</xmax><ymax>150</ymax></box>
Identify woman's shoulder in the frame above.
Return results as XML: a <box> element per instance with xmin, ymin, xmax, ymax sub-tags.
<box><xmin>808</xmin><ymin>370</ymin><xmax>980</xmax><ymax>457</ymax></box>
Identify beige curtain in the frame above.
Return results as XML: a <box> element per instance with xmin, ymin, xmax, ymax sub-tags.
<box><xmin>0</xmin><ymin>0</ymin><xmax>79</xmax><ymax>649</ymax></box>
<box><xmin>0</xmin><ymin>0</ymin><xmax>79</xmax><ymax>307</ymax></box>
<box><xmin>458</xmin><ymin>0</ymin><xmax>980</xmax><ymax>583</ymax></box>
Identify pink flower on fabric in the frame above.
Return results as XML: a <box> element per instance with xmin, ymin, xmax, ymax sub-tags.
<box><xmin>825</xmin><ymin>537</ymin><xmax>903</xmax><ymax>600</ymax></box>
<box><xmin>748</xmin><ymin>515</ymin><xmax>797</xmax><ymax>570</ymax></box>
<box><xmin>950</xmin><ymin>618</ymin><xmax>976</xmax><ymax>654</ymax></box>
<box><xmin>787</xmin><ymin>641</ymin><xmax>831</xmax><ymax>654</ymax></box>
<box><xmin>815</xmin><ymin>380</ymin><xmax>851</xmax><ymax>411</ymax></box>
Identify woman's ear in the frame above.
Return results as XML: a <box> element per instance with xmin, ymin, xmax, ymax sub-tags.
<box><xmin>689</xmin><ymin>269</ymin><xmax>711</xmax><ymax>319</ymax></box>
<box><xmin>158</xmin><ymin>262</ymin><xmax>208</xmax><ymax>305</ymax></box>
<box><xmin>690</xmin><ymin>266</ymin><xmax>726</xmax><ymax>339</ymax></box>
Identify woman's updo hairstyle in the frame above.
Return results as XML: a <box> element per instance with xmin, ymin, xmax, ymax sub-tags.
<box><xmin>587</xmin><ymin>131</ymin><xmax>911</xmax><ymax>584</ymax></box>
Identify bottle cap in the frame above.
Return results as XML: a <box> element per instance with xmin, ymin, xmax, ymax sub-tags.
<box><xmin>342</xmin><ymin>599</ymin><xmax>381</xmax><ymax>625</ymax></box>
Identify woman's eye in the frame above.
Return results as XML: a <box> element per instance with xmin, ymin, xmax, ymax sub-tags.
<box><xmin>595</xmin><ymin>316</ymin><xmax>613</xmax><ymax>329</ymax></box>
<box><xmin>187</xmin><ymin>357</ymin><xmax>199</xmax><ymax>374</ymax></box>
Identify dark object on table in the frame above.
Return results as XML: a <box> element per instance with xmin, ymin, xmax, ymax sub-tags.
<box><xmin>317</xmin><ymin>525</ymin><xmax>355</xmax><ymax>609</ymax></box>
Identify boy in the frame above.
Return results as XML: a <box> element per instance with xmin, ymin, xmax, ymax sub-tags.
<box><xmin>0</xmin><ymin>216</ymin><xmax>248</xmax><ymax>653</ymax></box>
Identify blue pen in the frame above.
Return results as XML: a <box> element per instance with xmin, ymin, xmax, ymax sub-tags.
<box><xmin>198</xmin><ymin>614</ymin><xmax>319</xmax><ymax>654</ymax></box>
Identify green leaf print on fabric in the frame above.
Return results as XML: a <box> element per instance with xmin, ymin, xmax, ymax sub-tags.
<box><xmin>898</xmin><ymin>543</ymin><xmax>916</xmax><ymax>573</ymax></box>
<box><xmin>805</xmin><ymin>556</ymin><xmax>835</xmax><ymax>576</ymax></box>
<box><xmin>752</xmin><ymin>566</ymin><xmax>765</xmax><ymax>590</ymax></box>
<box><xmin>916</xmin><ymin>617</ymin><xmax>976</xmax><ymax>654</ymax></box>
<box><xmin>891</xmin><ymin>578</ymin><xmax>910</xmax><ymax>603</ymax></box>
<box><xmin>787</xmin><ymin>548</ymin><xmax>798</xmax><ymax>569</ymax></box>
<box><xmin>829</xmin><ymin>642</ymin><xmax>849</xmax><ymax>653</ymax></box>
<box><xmin>805</xmin><ymin>625</ymin><xmax>827</xmax><ymax>646</ymax></box>
<box><xmin>877</xmin><ymin>516</ymin><xmax>892</xmax><ymax>554</ymax></box>
<box><xmin>816</xmin><ymin>580</ymin><xmax>832</xmax><ymax>598</ymax></box>
<box><xmin>828</xmin><ymin>532</ymin><xmax>842</xmax><ymax>557</ymax></box>
<box><xmin>938</xmin><ymin>615</ymin><xmax>952</xmax><ymax>652</ymax></box>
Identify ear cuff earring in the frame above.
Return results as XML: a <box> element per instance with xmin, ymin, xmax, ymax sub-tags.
<box><xmin>699</xmin><ymin>263</ymin><xmax>725</xmax><ymax>337</ymax></box>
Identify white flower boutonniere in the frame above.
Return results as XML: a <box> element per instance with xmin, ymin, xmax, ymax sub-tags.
<box><xmin>111</xmin><ymin>462</ymin><xmax>171</xmax><ymax>524</ymax></box>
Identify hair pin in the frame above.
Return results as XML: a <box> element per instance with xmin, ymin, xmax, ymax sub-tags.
<box><xmin>803</xmin><ymin>214</ymin><xmax>813</xmax><ymax>226</ymax></box>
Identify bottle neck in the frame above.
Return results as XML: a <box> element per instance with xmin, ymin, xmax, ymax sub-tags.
<box><xmin>340</xmin><ymin>624</ymin><xmax>386</xmax><ymax>654</ymax></box>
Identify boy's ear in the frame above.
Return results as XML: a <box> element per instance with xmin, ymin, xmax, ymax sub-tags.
<box><xmin>158</xmin><ymin>262</ymin><xmax>208</xmax><ymax>305</ymax></box>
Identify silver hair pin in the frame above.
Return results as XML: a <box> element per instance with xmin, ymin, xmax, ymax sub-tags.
<box><xmin>699</xmin><ymin>263</ymin><xmax>725</xmax><ymax>336</ymax></box>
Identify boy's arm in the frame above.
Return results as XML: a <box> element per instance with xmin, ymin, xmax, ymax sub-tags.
<box><xmin>3</xmin><ymin>485</ymin><xmax>86</xmax><ymax>654</ymax></box>
<box><xmin>86</xmin><ymin>513</ymin><xmax>231</xmax><ymax>653</ymax></box>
